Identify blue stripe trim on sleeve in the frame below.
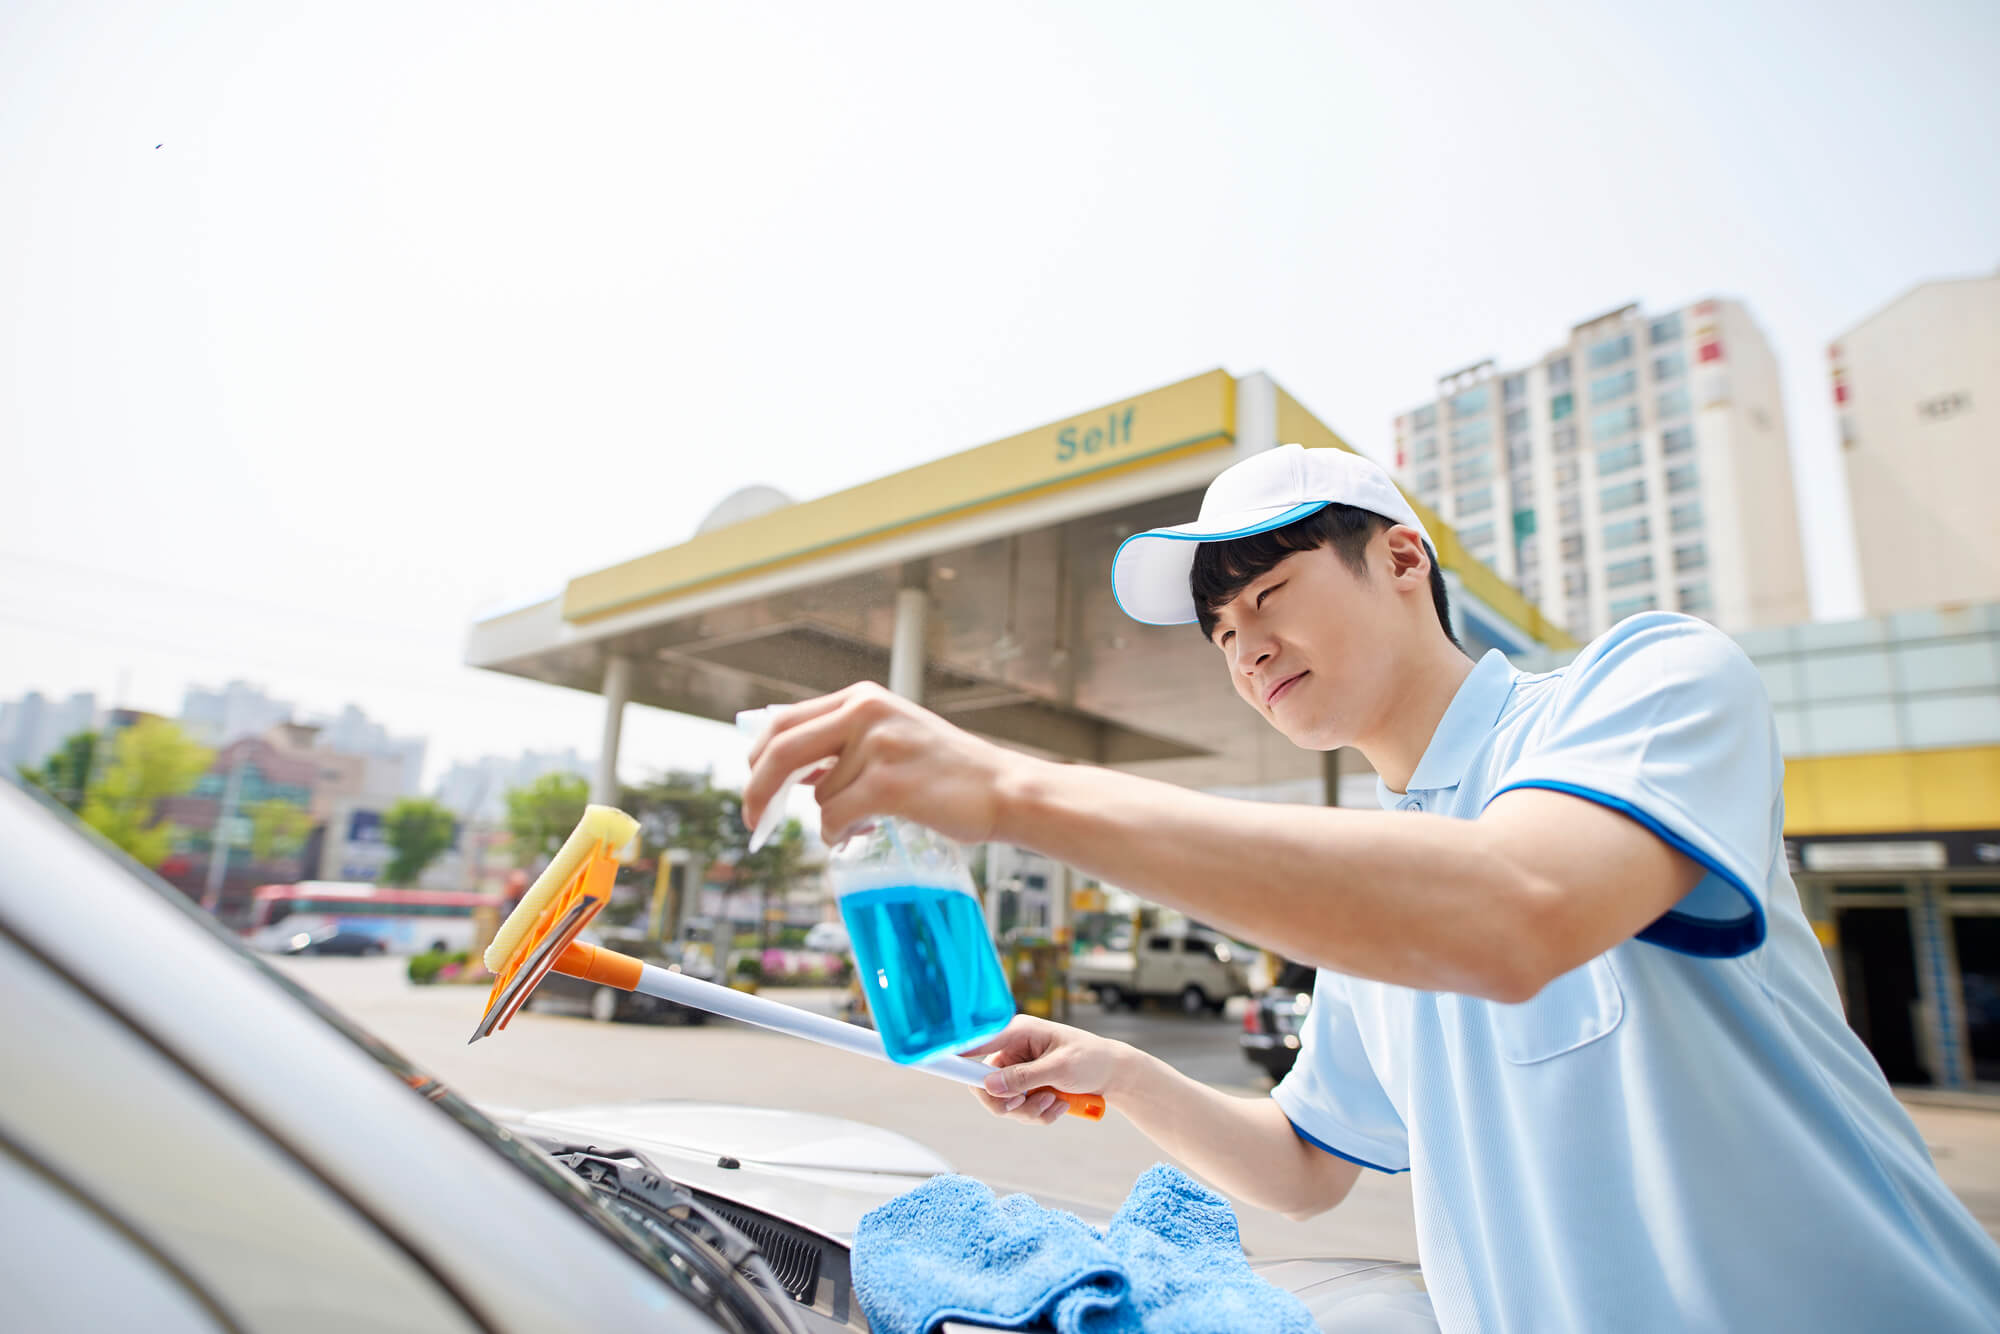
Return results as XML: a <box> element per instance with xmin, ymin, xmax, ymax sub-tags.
<box><xmin>1487</xmin><ymin>779</ymin><xmax>1767</xmax><ymax>959</ymax></box>
<box><xmin>1283</xmin><ymin>1115</ymin><xmax>1407</xmax><ymax>1175</ymax></box>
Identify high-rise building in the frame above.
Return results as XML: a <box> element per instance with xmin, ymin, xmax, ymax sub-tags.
<box><xmin>1829</xmin><ymin>271</ymin><xmax>2000</xmax><ymax>616</ymax></box>
<box><xmin>433</xmin><ymin>748</ymin><xmax>590</xmax><ymax>824</ymax></box>
<box><xmin>180</xmin><ymin>680</ymin><xmax>294</xmax><ymax>747</ymax></box>
<box><xmin>1393</xmin><ymin>298</ymin><xmax>1811</xmax><ymax>640</ymax></box>
<box><xmin>0</xmin><ymin>690</ymin><xmax>98</xmax><ymax>773</ymax></box>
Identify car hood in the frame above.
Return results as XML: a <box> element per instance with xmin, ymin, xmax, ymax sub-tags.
<box><xmin>493</xmin><ymin>1100</ymin><xmax>1437</xmax><ymax>1330</ymax></box>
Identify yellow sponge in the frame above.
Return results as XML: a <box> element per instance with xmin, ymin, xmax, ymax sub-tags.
<box><xmin>483</xmin><ymin>803</ymin><xmax>638</xmax><ymax>971</ymax></box>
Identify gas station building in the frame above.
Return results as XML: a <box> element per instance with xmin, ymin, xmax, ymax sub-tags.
<box><xmin>466</xmin><ymin>368</ymin><xmax>2000</xmax><ymax>1090</ymax></box>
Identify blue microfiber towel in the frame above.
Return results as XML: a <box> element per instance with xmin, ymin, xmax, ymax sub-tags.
<box><xmin>853</xmin><ymin>1164</ymin><xmax>1317</xmax><ymax>1334</ymax></box>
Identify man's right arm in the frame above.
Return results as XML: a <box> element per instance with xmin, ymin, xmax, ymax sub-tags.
<box><xmin>966</xmin><ymin>1019</ymin><xmax>1360</xmax><ymax>1221</ymax></box>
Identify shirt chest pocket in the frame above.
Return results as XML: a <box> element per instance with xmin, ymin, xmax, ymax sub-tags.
<box><xmin>1492</xmin><ymin>953</ymin><xmax>1625</xmax><ymax>1064</ymax></box>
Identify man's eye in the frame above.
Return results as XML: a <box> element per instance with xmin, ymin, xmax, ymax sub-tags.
<box><xmin>1219</xmin><ymin>631</ymin><xmax>1234</xmax><ymax>648</ymax></box>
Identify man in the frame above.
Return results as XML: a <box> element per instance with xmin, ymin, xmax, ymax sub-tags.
<box><xmin>747</xmin><ymin>444</ymin><xmax>2000</xmax><ymax>1331</ymax></box>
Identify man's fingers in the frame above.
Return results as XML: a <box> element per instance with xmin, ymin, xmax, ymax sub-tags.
<box><xmin>744</xmin><ymin>691</ymin><xmax>848</xmax><ymax>769</ymax></box>
<box><xmin>743</xmin><ymin>703</ymin><xmax>862</xmax><ymax>828</ymax></box>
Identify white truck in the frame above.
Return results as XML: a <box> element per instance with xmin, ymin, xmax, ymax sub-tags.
<box><xmin>1070</xmin><ymin>919</ymin><xmax>1252</xmax><ymax>1016</ymax></box>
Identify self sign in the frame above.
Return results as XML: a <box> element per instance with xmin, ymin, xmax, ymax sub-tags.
<box><xmin>1055</xmin><ymin>406</ymin><xmax>1137</xmax><ymax>462</ymax></box>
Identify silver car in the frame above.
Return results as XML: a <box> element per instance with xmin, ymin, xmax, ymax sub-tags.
<box><xmin>0</xmin><ymin>778</ymin><xmax>1437</xmax><ymax>1332</ymax></box>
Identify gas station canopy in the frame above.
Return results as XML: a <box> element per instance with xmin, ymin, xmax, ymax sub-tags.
<box><xmin>465</xmin><ymin>369</ymin><xmax>1574</xmax><ymax>803</ymax></box>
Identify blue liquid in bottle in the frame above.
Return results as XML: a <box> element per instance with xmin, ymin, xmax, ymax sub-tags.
<box><xmin>840</xmin><ymin>884</ymin><xmax>1016</xmax><ymax>1064</ymax></box>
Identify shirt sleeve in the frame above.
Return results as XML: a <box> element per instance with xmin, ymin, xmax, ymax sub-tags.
<box><xmin>1484</xmin><ymin>612</ymin><xmax>1778</xmax><ymax>958</ymax></box>
<box><xmin>1270</xmin><ymin>969</ymin><xmax>1410</xmax><ymax>1174</ymax></box>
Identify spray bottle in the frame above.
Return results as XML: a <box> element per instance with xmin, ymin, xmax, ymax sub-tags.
<box><xmin>737</xmin><ymin>708</ymin><xmax>1016</xmax><ymax>1063</ymax></box>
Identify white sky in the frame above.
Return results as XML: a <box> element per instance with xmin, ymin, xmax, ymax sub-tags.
<box><xmin>5</xmin><ymin>0</ymin><xmax>1997</xmax><ymax>792</ymax></box>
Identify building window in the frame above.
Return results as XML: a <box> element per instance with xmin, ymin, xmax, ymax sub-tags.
<box><xmin>1451</xmin><ymin>417</ymin><xmax>1493</xmax><ymax>452</ymax></box>
<box><xmin>1547</xmin><ymin>356</ymin><xmax>1572</xmax><ymax>387</ymax></box>
<box><xmin>1521</xmin><ymin>578</ymin><xmax>1542</xmax><ymax>604</ymax></box>
<box><xmin>1589</xmin><ymin>369</ymin><xmax>1636</xmax><ymax>404</ymax></box>
<box><xmin>1670</xmin><ymin>500</ymin><xmax>1703</xmax><ymax>534</ymax></box>
<box><xmin>1554</xmin><ymin>458</ymin><xmax>1580</xmax><ymax>487</ymax></box>
<box><xmin>1505</xmin><ymin>407</ymin><xmax>1531</xmax><ymax>435</ymax></box>
<box><xmin>1666</xmin><ymin>462</ymin><xmax>1700</xmax><ymax>494</ymax></box>
<box><xmin>1513</xmin><ymin>507</ymin><xmax>1538</xmax><ymax>541</ymax></box>
<box><xmin>1459</xmin><ymin>522</ymin><xmax>1495</xmax><ymax>549</ymax></box>
<box><xmin>1596</xmin><ymin>441</ymin><xmax>1643</xmax><ymax>475</ymax></box>
<box><xmin>1452</xmin><ymin>453</ymin><xmax>1494</xmax><ymax>486</ymax></box>
<box><xmin>1412</xmin><ymin>435</ymin><xmax>1438</xmax><ymax>461</ymax></box>
<box><xmin>1458</xmin><ymin>484</ymin><xmax>1494</xmax><ymax>515</ymax></box>
<box><xmin>1610</xmin><ymin>593</ymin><xmax>1659</xmax><ymax>619</ymax></box>
<box><xmin>1413</xmin><ymin>404</ymin><xmax>1437</xmax><ymax>429</ymax></box>
<box><xmin>1452</xmin><ymin>385</ymin><xmax>1491</xmax><ymax>417</ymax></box>
<box><xmin>1657</xmin><ymin>386</ymin><xmax>1691</xmax><ymax>420</ymax></box>
<box><xmin>1564</xmin><ymin>567</ymin><xmax>1589</xmax><ymax>596</ymax></box>
<box><xmin>1591</xmin><ymin>404</ymin><xmax>1641</xmax><ymax>442</ymax></box>
<box><xmin>1661</xmin><ymin>425</ymin><xmax>1694</xmax><ymax>456</ymax></box>
<box><xmin>1653</xmin><ymin>351</ymin><xmax>1686</xmax><ymax>382</ymax></box>
<box><xmin>1678</xmin><ymin>582</ymin><xmax>1713</xmax><ymax>614</ymax></box>
<box><xmin>1649</xmin><ymin>312</ymin><xmax>1683</xmax><ymax>345</ymax></box>
<box><xmin>1503</xmin><ymin>374</ymin><xmax>1526</xmax><ymax>404</ymax></box>
<box><xmin>1416</xmin><ymin>468</ymin><xmax>1440</xmax><ymax>494</ymax></box>
<box><xmin>1606</xmin><ymin>555</ymin><xmax>1655</xmax><ymax>588</ymax></box>
<box><xmin>1587</xmin><ymin>333</ymin><xmax>1633</xmax><ymax>368</ymax></box>
<box><xmin>1558</xmin><ymin>496</ymin><xmax>1582</xmax><ymax>524</ymax></box>
<box><xmin>1674</xmin><ymin>542</ymin><xmax>1708</xmax><ymax>572</ymax></box>
<box><xmin>1550</xmin><ymin>392</ymin><xmax>1575</xmax><ymax>422</ymax></box>
<box><xmin>1600</xmin><ymin>479</ymin><xmax>1647</xmax><ymax>512</ymax></box>
<box><xmin>1604</xmin><ymin>516</ymin><xmax>1651</xmax><ymax>550</ymax></box>
<box><xmin>1507</xmin><ymin>437</ymin><xmax>1534</xmax><ymax>468</ymax></box>
<box><xmin>1551</xmin><ymin>424</ymin><xmax>1578</xmax><ymax>454</ymax></box>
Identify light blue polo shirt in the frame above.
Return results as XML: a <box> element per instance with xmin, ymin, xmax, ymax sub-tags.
<box><xmin>1271</xmin><ymin>612</ymin><xmax>2000</xmax><ymax>1333</ymax></box>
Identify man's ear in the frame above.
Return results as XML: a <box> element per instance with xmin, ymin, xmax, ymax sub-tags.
<box><xmin>1381</xmin><ymin>525</ymin><xmax>1432</xmax><ymax>586</ymax></box>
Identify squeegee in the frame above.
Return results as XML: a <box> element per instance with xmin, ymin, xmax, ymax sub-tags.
<box><xmin>469</xmin><ymin>805</ymin><xmax>1105</xmax><ymax>1122</ymax></box>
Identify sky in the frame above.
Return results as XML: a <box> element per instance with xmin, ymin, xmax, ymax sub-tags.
<box><xmin>4</xmin><ymin>0</ymin><xmax>1997</xmax><ymax>794</ymax></box>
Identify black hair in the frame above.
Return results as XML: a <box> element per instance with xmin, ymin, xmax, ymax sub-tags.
<box><xmin>1190</xmin><ymin>504</ymin><xmax>1461</xmax><ymax>649</ymax></box>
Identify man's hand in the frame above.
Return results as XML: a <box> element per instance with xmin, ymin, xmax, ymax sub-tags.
<box><xmin>743</xmin><ymin>683</ymin><xmax>1039</xmax><ymax>846</ymax></box>
<box><xmin>956</xmin><ymin>1017</ymin><xmax>1128</xmax><ymax>1126</ymax></box>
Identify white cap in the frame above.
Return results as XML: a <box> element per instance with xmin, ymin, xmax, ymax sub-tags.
<box><xmin>1110</xmin><ymin>444</ymin><xmax>1433</xmax><ymax>626</ymax></box>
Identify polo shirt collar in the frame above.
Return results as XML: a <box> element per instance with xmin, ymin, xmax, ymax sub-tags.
<box><xmin>1376</xmin><ymin>649</ymin><xmax>1517</xmax><ymax>806</ymax></box>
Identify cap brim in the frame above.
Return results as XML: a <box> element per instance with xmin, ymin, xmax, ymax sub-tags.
<box><xmin>1110</xmin><ymin>501</ymin><xmax>1330</xmax><ymax>626</ymax></box>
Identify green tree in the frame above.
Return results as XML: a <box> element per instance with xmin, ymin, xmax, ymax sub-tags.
<box><xmin>19</xmin><ymin>729</ymin><xmax>101</xmax><ymax>812</ymax></box>
<box><xmin>504</xmin><ymin>772</ymin><xmax>589</xmax><ymax>868</ymax></box>
<box><xmin>249</xmin><ymin>797</ymin><xmax>315</xmax><ymax>865</ymax></box>
<box><xmin>736</xmin><ymin>817</ymin><xmax>809</xmax><ymax>952</ymax></box>
<box><xmin>381</xmin><ymin>797</ymin><xmax>458</xmax><ymax>885</ymax></box>
<box><xmin>621</xmin><ymin>771</ymin><xmax>742</xmax><ymax>941</ymax></box>
<box><xmin>78</xmin><ymin>718</ymin><xmax>213</xmax><ymax>867</ymax></box>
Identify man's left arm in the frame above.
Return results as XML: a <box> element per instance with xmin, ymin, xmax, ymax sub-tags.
<box><xmin>993</xmin><ymin>764</ymin><xmax>1703</xmax><ymax>1003</ymax></box>
<box><xmin>746</xmin><ymin>679</ymin><xmax>1710</xmax><ymax>1003</ymax></box>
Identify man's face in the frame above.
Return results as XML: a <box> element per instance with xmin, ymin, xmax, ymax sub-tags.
<box><xmin>1205</xmin><ymin>538</ymin><xmax>1401</xmax><ymax>750</ymax></box>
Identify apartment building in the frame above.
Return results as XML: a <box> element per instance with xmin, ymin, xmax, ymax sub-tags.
<box><xmin>1394</xmin><ymin>298</ymin><xmax>1811</xmax><ymax>639</ymax></box>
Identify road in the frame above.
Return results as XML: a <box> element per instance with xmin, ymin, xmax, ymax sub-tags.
<box><xmin>278</xmin><ymin>956</ymin><xmax>1420</xmax><ymax>1261</ymax></box>
<box><xmin>278</xmin><ymin>957</ymin><xmax>2000</xmax><ymax>1264</ymax></box>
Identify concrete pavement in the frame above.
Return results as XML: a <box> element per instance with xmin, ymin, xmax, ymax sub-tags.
<box><xmin>277</xmin><ymin>957</ymin><xmax>2000</xmax><ymax>1262</ymax></box>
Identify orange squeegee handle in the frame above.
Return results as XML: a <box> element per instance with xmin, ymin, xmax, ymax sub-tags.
<box><xmin>553</xmin><ymin>942</ymin><xmax>1105</xmax><ymax>1122</ymax></box>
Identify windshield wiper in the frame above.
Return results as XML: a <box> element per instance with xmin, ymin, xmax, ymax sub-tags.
<box><xmin>534</xmin><ymin>1138</ymin><xmax>804</xmax><ymax>1334</ymax></box>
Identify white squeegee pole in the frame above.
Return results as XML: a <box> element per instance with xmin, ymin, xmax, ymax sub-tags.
<box><xmin>632</xmin><ymin>962</ymin><xmax>996</xmax><ymax>1090</ymax></box>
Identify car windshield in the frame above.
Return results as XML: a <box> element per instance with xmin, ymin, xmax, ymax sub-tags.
<box><xmin>14</xmin><ymin>780</ymin><xmax>791</xmax><ymax>1332</ymax></box>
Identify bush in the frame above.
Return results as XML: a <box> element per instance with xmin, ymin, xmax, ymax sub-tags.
<box><xmin>408</xmin><ymin>948</ymin><xmax>471</xmax><ymax>986</ymax></box>
<box><xmin>732</xmin><ymin>955</ymin><xmax>764</xmax><ymax>983</ymax></box>
<box><xmin>408</xmin><ymin>949</ymin><xmax>446</xmax><ymax>985</ymax></box>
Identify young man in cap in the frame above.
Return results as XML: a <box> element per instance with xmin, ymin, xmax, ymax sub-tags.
<box><xmin>746</xmin><ymin>443</ymin><xmax>2000</xmax><ymax>1332</ymax></box>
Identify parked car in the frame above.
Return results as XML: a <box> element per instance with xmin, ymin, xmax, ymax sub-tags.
<box><xmin>531</xmin><ymin>928</ymin><xmax>718</xmax><ymax>1024</ymax></box>
<box><xmin>282</xmin><ymin>927</ymin><xmax>389</xmax><ymax>956</ymax></box>
<box><xmin>0</xmin><ymin>777</ymin><xmax>1437</xmax><ymax>1332</ymax></box>
<box><xmin>1243</xmin><ymin>960</ymin><xmax>1319</xmax><ymax>1081</ymax></box>
<box><xmin>1070</xmin><ymin>919</ymin><xmax>1252</xmax><ymax>1015</ymax></box>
